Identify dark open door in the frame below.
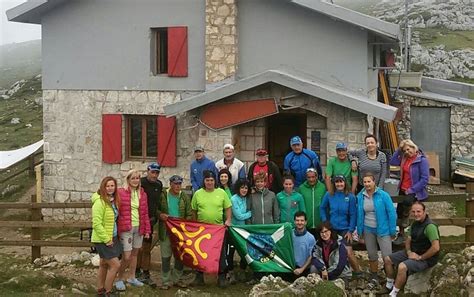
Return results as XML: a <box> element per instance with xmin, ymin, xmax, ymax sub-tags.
<box><xmin>267</xmin><ymin>113</ymin><xmax>307</xmax><ymax>171</ymax></box>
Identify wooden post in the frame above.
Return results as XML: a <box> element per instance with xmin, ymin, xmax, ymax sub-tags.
<box><xmin>29</xmin><ymin>155</ymin><xmax>35</xmax><ymax>177</ymax></box>
<box><xmin>31</xmin><ymin>194</ymin><xmax>41</xmax><ymax>262</ymax></box>
<box><xmin>465</xmin><ymin>182</ymin><xmax>474</xmax><ymax>243</ymax></box>
<box><xmin>35</xmin><ymin>164</ymin><xmax>42</xmax><ymax>203</ymax></box>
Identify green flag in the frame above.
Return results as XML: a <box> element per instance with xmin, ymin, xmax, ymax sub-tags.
<box><xmin>229</xmin><ymin>223</ymin><xmax>295</xmax><ymax>273</ymax></box>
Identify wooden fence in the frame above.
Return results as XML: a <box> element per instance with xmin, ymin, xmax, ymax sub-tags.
<box><xmin>0</xmin><ymin>185</ymin><xmax>473</xmax><ymax>262</ymax></box>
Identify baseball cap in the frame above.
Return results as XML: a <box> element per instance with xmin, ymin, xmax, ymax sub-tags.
<box><xmin>336</xmin><ymin>142</ymin><xmax>347</xmax><ymax>150</ymax></box>
<box><xmin>256</xmin><ymin>148</ymin><xmax>268</xmax><ymax>156</ymax></box>
<box><xmin>169</xmin><ymin>175</ymin><xmax>183</xmax><ymax>184</ymax></box>
<box><xmin>147</xmin><ymin>162</ymin><xmax>161</xmax><ymax>172</ymax></box>
<box><xmin>290</xmin><ymin>136</ymin><xmax>302</xmax><ymax>146</ymax></box>
<box><xmin>194</xmin><ymin>146</ymin><xmax>204</xmax><ymax>152</ymax></box>
<box><xmin>332</xmin><ymin>175</ymin><xmax>346</xmax><ymax>182</ymax></box>
<box><xmin>223</xmin><ymin>144</ymin><xmax>234</xmax><ymax>150</ymax></box>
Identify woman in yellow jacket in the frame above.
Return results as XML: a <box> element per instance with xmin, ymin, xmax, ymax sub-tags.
<box><xmin>91</xmin><ymin>176</ymin><xmax>122</xmax><ymax>296</ymax></box>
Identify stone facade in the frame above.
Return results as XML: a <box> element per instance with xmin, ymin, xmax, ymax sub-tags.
<box><xmin>395</xmin><ymin>93</ymin><xmax>474</xmax><ymax>170</ymax></box>
<box><xmin>205</xmin><ymin>0</ymin><xmax>238</xmax><ymax>82</ymax></box>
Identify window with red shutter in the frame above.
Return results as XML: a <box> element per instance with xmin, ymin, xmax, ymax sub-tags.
<box><xmin>123</xmin><ymin>115</ymin><xmax>176</xmax><ymax>167</ymax></box>
<box><xmin>151</xmin><ymin>26</ymin><xmax>188</xmax><ymax>77</ymax></box>
<box><xmin>102</xmin><ymin>114</ymin><xmax>122</xmax><ymax>164</ymax></box>
<box><xmin>157</xmin><ymin>116</ymin><xmax>177</xmax><ymax>166</ymax></box>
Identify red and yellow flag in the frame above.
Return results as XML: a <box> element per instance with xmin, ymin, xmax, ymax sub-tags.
<box><xmin>166</xmin><ymin>217</ymin><xmax>226</xmax><ymax>274</ymax></box>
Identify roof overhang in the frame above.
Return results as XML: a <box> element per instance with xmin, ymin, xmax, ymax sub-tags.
<box><xmin>164</xmin><ymin>69</ymin><xmax>398</xmax><ymax>122</ymax></box>
<box><xmin>291</xmin><ymin>0</ymin><xmax>401</xmax><ymax>40</ymax></box>
<box><xmin>6</xmin><ymin>0</ymin><xmax>65</xmax><ymax>24</ymax></box>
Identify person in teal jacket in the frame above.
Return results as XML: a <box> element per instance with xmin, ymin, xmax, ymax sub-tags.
<box><xmin>228</xmin><ymin>178</ymin><xmax>252</xmax><ymax>282</ymax></box>
<box><xmin>277</xmin><ymin>175</ymin><xmax>306</xmax><ymax>224</ymax></box>
<box><xmin>297</xmin><ymin>168</ymin><xmax>326</xmax><ymax>234</ymax></box>
<box><xmin>357</xmin><ymin>173</ymin><xmax>397</xmax><ymax>290</ymax></box>
<box><xmin>91</xmin><ymin>176</ymin><xmax>122</xmax><ymax>297</ymax></box>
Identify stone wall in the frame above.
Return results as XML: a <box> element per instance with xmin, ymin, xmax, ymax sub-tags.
<box><xmin>395</xmin><ymin>93</ymin><xmax>474</xmax><ymax>169</ymax></box>
<box><xmin>205</xmin><ymin>0</ymin><xmax>238</xmax><ymax>83</ymax></box>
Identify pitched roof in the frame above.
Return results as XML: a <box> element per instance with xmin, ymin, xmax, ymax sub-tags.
<box><xmin>164</xmin><ymin>69</ymin><xmax>398</xmax><ymax>122</ymax></box>
<box><xmin>291</xmin><ymin>0</ymin><xmax>400</xmax><ymax>40</ymax></box>
<box><xmin>7</xmin><ymin>0</ymin><xmax>400</xmax><ymax>40</ymax></box>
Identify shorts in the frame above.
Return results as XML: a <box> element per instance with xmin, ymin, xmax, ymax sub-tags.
<box><xmin>119</xmin><ymin>226</ymin><xmax>143</xmax><ymax>252</ymax></box>
<box><xmin>363</xmin><ymin>230</ymin><xmax>392</xmax><ymax>261</ymax></box>
<box><xmin>389</xmin><ymin>250</ymin><xmax>434</xmax><ymax>275</ymax></box>
<box><xmin>94</xmin><ymin>236</ymin><xmax>122</xmax><ymax>259</ymax></box>
<box><xmin>335</xmin><ymin>230</ymin><xmax>354</xmax><ymax>247</ymax></box>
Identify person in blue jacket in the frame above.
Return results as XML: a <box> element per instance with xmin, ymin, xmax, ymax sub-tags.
<box><xmin>357</xmin><ymin>173</ymin><xmax>397</xmax><ymax>290</ymax></box>
<box><xmin>190</xmin><ymin>146</ymin><xmax>217</xmax><ymax>192</ymax></box>
<box><xmin>283</xmin><ymin>136</ymin><xmax>322</xmax><ymax>187</ymax></box>
<box><xmin>320</xmin><ymin>175</ymin><xmax>361</xmax><ymax>275</ymax></box>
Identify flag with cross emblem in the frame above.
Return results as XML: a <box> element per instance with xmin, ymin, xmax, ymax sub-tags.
<box><xmin>166</xmin><ymin>217</ymin><xmax>226</xmax><ymax>273</ymax></box>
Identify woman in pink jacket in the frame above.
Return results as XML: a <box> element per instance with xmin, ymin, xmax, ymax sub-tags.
<box><xmin>115</xmin><ymin>169</ymin><xmax>151</xmax><ymax>292</ymax></box>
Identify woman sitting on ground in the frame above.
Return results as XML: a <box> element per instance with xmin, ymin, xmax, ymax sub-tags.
<box><xmin>310</xmin><ymin>221</ymin><xmax>352</xmax><ymax>281</ymax></box>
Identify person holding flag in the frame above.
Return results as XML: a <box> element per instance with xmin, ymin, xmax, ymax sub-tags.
<box><xmin>292</xmin><ymin>211</ymin><xmax>316</xmax><ymax>279</ymax></box>
<box><xmin>157</xmin><ymin>175</ymin><xmax>192</xmax><ymax>290</ymax></box>
<box><xmin>191</xmin><ymin>170</ymin><xmax>232</xmax><ymax>288</ymax></box>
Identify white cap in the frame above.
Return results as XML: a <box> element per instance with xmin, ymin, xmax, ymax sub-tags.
<box><xmin>223</xmin><ymin>143</ymin><xmax>234</xmax><ymax>150</ymax></box>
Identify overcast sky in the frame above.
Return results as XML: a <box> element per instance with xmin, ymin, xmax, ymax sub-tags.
<box><xmin>1</xmin><ymin>0</ymin><xmax>41</xmax><ymax>45</ymax></box>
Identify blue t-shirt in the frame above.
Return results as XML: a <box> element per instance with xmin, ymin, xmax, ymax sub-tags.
<box><xmin>292</xmin><ymin>229</ymin><xmax>316</xmax><ymax>268</ymax></box>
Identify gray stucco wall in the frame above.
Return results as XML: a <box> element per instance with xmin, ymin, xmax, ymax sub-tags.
<box><xmin>41</xmin><ymin>0</ymin><xmax>205</xmax><ymax>91</ymax></box>
<box><xmin>237</xmin><ymin>0</ymin><xmax>371</xmax><ymax>95</ymax></box>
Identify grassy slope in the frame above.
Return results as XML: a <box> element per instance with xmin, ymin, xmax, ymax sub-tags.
<box><xmin>0</xmin><ymin>40</ymin><xmax>41</xmax><ymax>89</ymax></box>
<box><xmin>0</xmin><ymin>76</ymin><xmax>43</xmax><ymax>202</ymax></box>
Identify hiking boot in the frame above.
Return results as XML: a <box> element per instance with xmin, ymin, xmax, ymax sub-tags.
<box><xmin>377</xmin><ymin>285</ymin><xmax>392</xmax><ymax>295</ymax></box>
<box><xmin>127</xmin><ymin>278</ymin><xmax>144</xmax><ymax>287</ymax></box>
<box><xmin>367</xmin><ymin>278</ymin><xmax>379</xmax><ymax>291</ymax></box>
<box><xmin>114</xmin><ymin>280</ymin><xmax>126</xmax><ymax>292</ymax></box>
<box><xmin>142</xmin><ymin>276</ymin><xmax>157</xmax><ymax>288</ymax></box>
<box><xmin>175</xmin><ymin>280</ymin><xmax>188</xmax><ymax>288</ymax></box>
<box><xmin>191</xmin><ymin>272</ymin><xmax>205</xmax><ymax>286</ymax></box>
<box><xmin>218</xmin><ymin>273</ymin><xmax>228</xmax><ymax>288</ymax></box>
<box><xmin>227</xmin><ymin>271</ymin><xmax>237</xmax><ymax>285</ymax></box>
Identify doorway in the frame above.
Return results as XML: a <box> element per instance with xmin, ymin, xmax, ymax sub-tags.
<box><xmin>411</xmin><ymin>106</ymin><xmax>451</xmax><ymax>180</ymax></box>
<box><xmin>267</xmin><ymin>113</ymin><xmax>307</xmax><ymax>170</ymax></box>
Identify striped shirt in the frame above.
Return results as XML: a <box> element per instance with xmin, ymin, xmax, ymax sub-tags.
<box><xmin>348</xmin><ymin>149</ymin><xmax>387</xmax><ymax>188</ymax></box>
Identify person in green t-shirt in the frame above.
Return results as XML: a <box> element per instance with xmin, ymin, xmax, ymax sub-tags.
<box><xmin>325</xmin><ymin>142</ymin><xmax>358</xmax><ymax>195</ymax></box>
<box><xmin>191</xmin><ymin>170</ymin><xmax>232</xmax><ymax>287</ymax></box>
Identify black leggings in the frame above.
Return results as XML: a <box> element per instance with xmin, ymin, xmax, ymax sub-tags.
<box><xmin>397</xmin><ymin>191</ymin><xmax>416</xmax><ymax>220</ymax></box>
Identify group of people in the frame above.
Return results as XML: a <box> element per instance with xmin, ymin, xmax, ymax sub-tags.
<box><xmin>91</xmin><ymin>135</ymin><xmax>435</xmax><ymax>297</ymax></box>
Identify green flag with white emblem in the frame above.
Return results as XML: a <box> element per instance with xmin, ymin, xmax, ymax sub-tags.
<box><xmin>229</xmin><ymin>223</ymin><xmax>295</xmax><ymax>273</ymax></box>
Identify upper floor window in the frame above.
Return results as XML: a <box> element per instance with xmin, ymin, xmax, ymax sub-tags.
<box><xmin>151</xmin><ymin>26</ymin><xmax>188</xmax><ymax>77</ymax></box>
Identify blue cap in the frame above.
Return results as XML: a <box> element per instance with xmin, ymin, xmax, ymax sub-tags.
<box><xmin>169</xmin><ymin>175</ymin><xmax>183</xmax><ymax>184</ymax></box>
<box><xmin>336</xmin><ymin>142</ymin><xmax>347</xmax><ymax>150</ymax></box>
<box><xmin>290</xmin><ymin>136</ymin><xmax>303</xmax><ymax>146</ymax></box>
<box><xmin>147</xmin><ymin>162</ymin><xmax>161</xmax><ymax>171</ymax></box>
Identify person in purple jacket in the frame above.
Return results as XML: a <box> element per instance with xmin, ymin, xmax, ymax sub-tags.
<box><xmin>390</xmin><ymin>139</ymin><xmax>429</xmax><ymax>242</ymax></box>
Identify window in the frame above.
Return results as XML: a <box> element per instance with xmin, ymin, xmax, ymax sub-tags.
<box><xmin>151</xmin><ymin>26</ymin><xmax>188</xmax><ymax>77</ymax></box>
<box><xmin>102</xmin><ymin>114</ymin><xmax>177</xmax><ymax>166</ymax></box>
<box><xmin>155</xmin><ymin>28</ymin><xmax>168</xmax><ymax>74</ymax></box>
<box><xmin>126</xmin><ymin>116</ymin><xmax>157</xmax><ymax>159</ymax></box>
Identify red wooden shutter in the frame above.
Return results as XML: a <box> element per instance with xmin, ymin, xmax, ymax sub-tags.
<box><xmin>102</xmin><ymin>114</ymin><xmax>122</xmax><ymax>164</ymax></box>
<box><xmin>168</xmin><ymin>26</ymin><xmax>188</xmax><ymax>77</ymax></box>
<box><xmin>157</xmin><ymin>116</ymin><xmax>177</xmax><ymax>167</ymax></box>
